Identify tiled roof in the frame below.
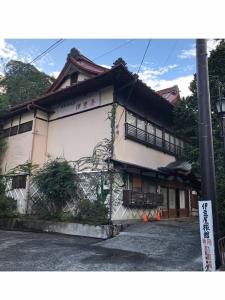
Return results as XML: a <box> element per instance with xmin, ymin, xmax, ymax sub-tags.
<box><xmin>157</xmin><ymin>85</ymin><xmax>180</xmax><ymax>105</ymax></box>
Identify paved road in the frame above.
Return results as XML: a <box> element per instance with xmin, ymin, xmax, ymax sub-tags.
<box><xmin>0</xmin><ymin>218</ymin><xmax>202</xmax><ymax>271</ymax></box>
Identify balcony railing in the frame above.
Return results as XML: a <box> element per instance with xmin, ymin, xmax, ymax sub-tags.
<box><xmin>123</xmin><ymin>190</ymin><xmax>164</xmax><ymax>208</ymax></box>
<box><xmin>125</xmin><ymin>122</ymin><xmax>184</xmax><ymax>157</ymax></box>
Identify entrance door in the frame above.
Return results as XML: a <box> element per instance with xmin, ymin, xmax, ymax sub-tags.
<box><xmin>178</xmin><ymin>189</ymin><xmax>189</xmax><ymax>217</ymax></box>
<box><xmin>168</xmin><ymin>188</ymin><xmax>177</xmax><ymax>218</ymax></box>
<box><xmin>161</xmin><ymin>187</ymin><xmax>189</xmax><ymax>218</ymax></box>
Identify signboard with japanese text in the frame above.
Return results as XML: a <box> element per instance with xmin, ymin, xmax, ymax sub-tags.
<box><xmin>50</xmin><ymin>91</ymin><xmax>101</xmax><ymax>120</ymax></box>
<box><xmin>198</xmin><ymin>200</ymin><xmax>216</xmax><ymax>271</ymax></box>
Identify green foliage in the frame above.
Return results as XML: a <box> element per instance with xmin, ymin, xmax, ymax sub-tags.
<box><xmin>75</xmin><ymin>198</ymin><xmax>108</xmax><ymax>225</ymax></box>
<box><xmin>32</xmin><ymin>159</ymin><xmax>77</xmax><ymax>218</ymax></box>
<box><xmin>0</xmin><ymin>60</ymin><xmax>55</xmax><ymax>168</ymax></box>
<box><xmin>6</xmin><ymin>161</ymin><xmax>38</xmax><ymax>176</ymax></box>
<box><xmin>0</xmin><ymin>60</ymin><xmax>54</xmax><ymax>106</ymax></box>
<box><xmin>0</xmin><ymin>178</ymin><xmax>17</xmax><ymax>218</ymax></box>
<box><xmin>173</xmin><ymin>40</ymin><xmax>225</xmax><ymax>233</ymax></box>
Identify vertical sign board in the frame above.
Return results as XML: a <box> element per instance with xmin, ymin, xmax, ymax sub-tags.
<box><xmin>198</xmin><ymin>200</ymin><xmax>216</xmax><ymax>271</ymax></box>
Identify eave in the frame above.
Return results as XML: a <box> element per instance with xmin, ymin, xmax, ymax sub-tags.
<box><xmin>0</xmin><ymin>65</ymin><xmax>174</xmax><ymax>120</ymax></box>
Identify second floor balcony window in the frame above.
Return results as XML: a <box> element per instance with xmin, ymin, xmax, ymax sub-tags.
<box><xmin>125</xmin><ymin>111</ymin><xmax>184</xmax><ymax>157</ymax></box>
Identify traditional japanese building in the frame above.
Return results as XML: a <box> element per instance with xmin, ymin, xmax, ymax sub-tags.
<box><xmin>0</xmin><ymin>48</ymin><xmax>199</xmax><ymax>221</ymax></box>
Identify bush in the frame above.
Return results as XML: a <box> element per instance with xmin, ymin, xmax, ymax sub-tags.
<box><xmin>32</xmin><ymin>159</ymin><xmax>77</xmax><ymax>218</ymax></box>
<box><xmin>75</xmin><ymin>198</ymin><xmax>108</xmax><ymax>225</ymax></box>
<box><xmin>0</xmin><ymin>178</ymin><xmax>17</xmax><ymax>218</ymax></box>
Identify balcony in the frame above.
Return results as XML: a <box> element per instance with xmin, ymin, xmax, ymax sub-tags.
<box><xmin>123</xmin><ymin>190</ymin><xmax>164</xmax><ymax>208</ymax></box>
<box><xmin>125</xmin><ymin>122</ymin><xmax>184</xmax><ymax>157</ymax></box>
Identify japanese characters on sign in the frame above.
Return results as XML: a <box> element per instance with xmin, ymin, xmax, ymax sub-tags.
<box><xmin>51</xmin><ymin>92</ymin><xmax>101</xmax><ymax>119</ymax></box>
<box><xmin>198</xmin><ymin>200</ymin><xmax>216</xmax><ymax>271</ymax></box>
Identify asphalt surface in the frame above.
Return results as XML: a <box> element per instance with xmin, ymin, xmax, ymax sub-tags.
<box><xmin>0</xmin><ymin>218</ymin><xmax>202</xmax><ymax>271</ymax></box>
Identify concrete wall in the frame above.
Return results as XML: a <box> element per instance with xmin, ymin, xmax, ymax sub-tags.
<box><xmin>113</xmin><ymin>105</ymin><xmax>176</xmax><ymax>170</ymax></box>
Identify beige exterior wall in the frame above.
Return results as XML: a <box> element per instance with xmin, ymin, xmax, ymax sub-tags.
<box><xmin>46</xmin><ymin>105</ymin><xmax>112</xmax><ymax>162</ymax></box>
<box><xmin>100</xmin><ymin>86</ymin><xmax>114</xmax><ymax>105</ymax></box>
<box><xmin>113</xmin><ymin>105</ymin><xmax>176</xmax><ymax>170</ymax></box>
<box><xmin>1</xmin><ymin>132</ymin><xmax>33</xmax><ymax>174</ymax></box>
<box><xmin>31</xmin><ymin>118</ymin><xmax>48</xmax><ymax>167</ymax></box>
<box><xmin>77</xmin><ymin>73</ymin><xmax>89</xmax><ymax>82</ymax></box>
<box><xmin>3</xmin><ymin>119</ymin><xmax>11</xmax><ymax>129</ymax></box>
<box><xmin>58</xmin><ymin>78</ymin><xmax>71</xmax><ymax>89</ymax></box>
<box><xmin>1</xmin><ymin>111</ymin><xmax>34</xmax><ymax>174</ymax></box>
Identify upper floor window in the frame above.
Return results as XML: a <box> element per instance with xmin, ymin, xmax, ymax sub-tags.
<box><xmin>125</xmin><ymin>110</ymin><xmax>184</xmax><ymax>157</ymax></box>
<box><xmin>18</xmin><ymin>121</ymin><xmax>33</xmax><ymax>134</ymax></box>
<box><xmin>71</xmin><ymin>72</ymin><xmax>78</xmax><ymax>84</ymax></box>
<box><xmin>3</xmin><ymin>120</ymin><xmax>33</xmax><ymax>138</ymax></box>
<box><xmin>10</xmin><ymin>125</ymin><xmax>18</xmax><ymax>136</ymax></box>
<box><xmin>127</xmin><ymin>112</ymin><xmax>136</xmax><ymax>126</ymax></box>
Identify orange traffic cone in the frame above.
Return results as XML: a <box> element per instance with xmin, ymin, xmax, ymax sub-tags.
<box><xmin>156</xmin><ymin>212</ymin><xmax>161</xmax><ymax>221</ymax></box>
<box><xmin>143</xmin><ymin>213</ymin><xmax>148</xmax><ymax>222</ymax></box>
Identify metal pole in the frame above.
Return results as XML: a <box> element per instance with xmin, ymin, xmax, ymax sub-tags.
<box><xmin>221</xmin><ymin>116</ymin><xmax>225</xmax><ymax>166</ymax></box>
<box><xmin>196</xmin><ymin>39</ymin><xmax>221</xmax><ymax>268</ymax></box>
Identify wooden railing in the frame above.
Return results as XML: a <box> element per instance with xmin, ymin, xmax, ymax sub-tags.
<box><xmin>125</xmin><ymin>122</ymin><xmax>184</xmax><ymax>157</ymax></box>
<box><xmin>123</xmin><ymin>190</ymin><xmax>164</xmax><ymax>208</ymax></box>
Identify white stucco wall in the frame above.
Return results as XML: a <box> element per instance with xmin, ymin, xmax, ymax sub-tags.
<box><xmin>1</xmin><ymin>132</ymin><xmax>33</xmax><ymax>174</ymax></box>
<box><xmin>32</xmin><ymin>118</ymin><xmax>48</xmax><ymax>167</ymax></box>
<box><xmin>46</xmin><ymin>105</ymin><xmax>112</xmax><ymax>161</ymax></box>
<box><xmin>1</xmin><ymin>112</ymin><xmax>34</xmax><ymax>174</ymax></box>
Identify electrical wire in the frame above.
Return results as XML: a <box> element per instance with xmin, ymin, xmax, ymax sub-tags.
<box><xmin>137</xmin><ymin>39</ymin><xmax>152</xmax><ymax>74</ymax></box>
<box><xmin>29</xmin><ymin>39</ymin><xmax>65</xmax><ymax>64</ymax></box>
<box><xmin>93</xmin><ymin>39</ymin><xmax>135</xmax><ymax>61</ymax></box>
<box><xmin>116</xmin><ymin>39</ymin><xmax>152</xmax><ymax>126</ymax></box>
<box><xmin>160</xmin><ymin>39</ymin><xmax>179</xmax><ymax>69</ymax></box>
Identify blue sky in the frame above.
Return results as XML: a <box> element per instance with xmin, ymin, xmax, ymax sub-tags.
<box><xmin>0</xmin><ymin>39</ymin><xmax>220</xmax><ymax>97</ymax></box>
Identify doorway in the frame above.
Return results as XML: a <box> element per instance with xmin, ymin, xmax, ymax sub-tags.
<box><xmin>161</xmin><ymin>186</ymin><xmax>189</xmax><ymax>218</ymax></box>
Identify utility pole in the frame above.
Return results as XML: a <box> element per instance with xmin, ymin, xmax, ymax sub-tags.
<box><xmin>196</xmin><ymin>39</ymin><xmax>221</xmax><ymax>269</ymax></box>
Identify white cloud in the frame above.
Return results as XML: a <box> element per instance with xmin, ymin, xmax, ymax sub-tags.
<box><xmin>100</xmin><ymin>64</ymin><xmax>111</xmax><ymax>69</ymax></box>
<box><xmin>0</xmin><ymin>39</ymin><xmax>54</xmax><ymax>74</ymax></box>
<box><xmin>178</xmin><ymin>46</ymin><xmax>195</xmax><ymax>59</ymax></box>
<box><xmin>207</xmin><ymin>39</ymin><xmax>221</xmax><ymax>53</ymax></box>
<box><xmin>139</xmin><ymin>64</ymin><xmax>178</xmax><ymax>80</ymax></box>
<box><xmin>178</xmin><ymin>39</ymin><xmax>221</xmax><ymax>59</ymax></box>
<box><xmin>0</xmin><ymin>39</ymin><xmax>18</xmax><ymax>61</ymax></box>
<box><xmin>138</xmin><ymin>64</ymin><xmax>193</xmax><ymax>97</ymax></box>
<box><xmin>51</xmin><ymin>71</ymin><xmax>60</xmax><ymax>78</ymax></box>
<box><xmin>154</xmin><ymin>75</ymin><xmax>194</xmax><ymax>97</ymax></box>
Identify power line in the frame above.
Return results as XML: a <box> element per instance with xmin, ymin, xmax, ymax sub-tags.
<box><xmin>161</xmin><ymin>39</ymin><xmax>179</xmax><ymax>69</ymax></box>
<box><xmin>93</xmin><ymin>39</ymin><xmax>135</xmax><ymax>61</ymax></box>
<box><xmin>29</xmin><ymin>39</ymin><xmax>65</xmax><ymax>64</ymax></box>
<box><xmin>116</xmin><ymin>39</ymin><xmax>152</xmax><ymax>126</ymax></box>
<box><xmin>137</xmin><ymin>39</ymin><xmax>152</xmax><ymax>74</ymax></box>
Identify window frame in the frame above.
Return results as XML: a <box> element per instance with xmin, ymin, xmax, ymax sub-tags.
<box><xmin>125</xmin><ymin>110</ymin><xmax>184</xmax><ymax>157</ymax></box>
<box><xmin>18</xmin><ymin>121</ymin><xmax>33</xmax><ymax>134</ymax></box>
<box><xmin>11</xmin><ymin>175</ymin><xmax>27</xmax><ymax>189</ymax></box>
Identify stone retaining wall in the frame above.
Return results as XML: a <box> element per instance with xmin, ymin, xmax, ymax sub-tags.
<box><xmin>0</xmin><ymin>218</ymin><xmax>128</xmax><ymax>239</ymax></box>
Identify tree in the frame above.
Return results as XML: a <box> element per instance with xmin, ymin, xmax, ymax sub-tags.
<box><xmin>174</xmin><ymin>40</ymin><xmax>225</xmax><ymax>233</ymax></box>
<box><xmin>0</xmin><ymin>60</ymin><xmax>55</xmax><ymax>166</ymax></box>
<box><xmin>32</xmin><ymin>159</ymin><xmax>77</xmax><ymax>218</ymax></box>
<box><xmin>0</xmin><ymin>60</ymin><xmax>55</xmax><ymax>106</ymax></box>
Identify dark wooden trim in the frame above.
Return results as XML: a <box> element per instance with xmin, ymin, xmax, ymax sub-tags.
<box><xmin>35</xmin><ymin>116</ymin><xmax>48</xmax><ymax>122</ymax></box>
<box><xmin>49</xmin><ymin>102</ymin><xmax>113</xmax><ymax>122</ymax></box>
<box><xmin>125</xmin><ymin>122</ymin><xmax>184</xmax><ymax>158</ymax></box>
